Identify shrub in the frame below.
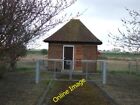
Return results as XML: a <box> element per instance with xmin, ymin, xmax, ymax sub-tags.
<box><xmin>41</xmin><ymin>49</ymin><xmax>48</xmax><ymax>55</ymax></box>
<box><xmin>0</xmin><ymin>62</ymin><xmax>8</xmax><ymax>78</ymax></box>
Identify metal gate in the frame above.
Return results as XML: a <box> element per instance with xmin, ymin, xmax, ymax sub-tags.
<box><xmin>35</xmin><ymin>59</ymin><xmax>107</xmax><ymax>85</ymax></box>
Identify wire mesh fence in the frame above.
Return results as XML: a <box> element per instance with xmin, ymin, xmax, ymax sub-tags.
<box><xmin>107</xmin><ymin>59</ymin><xmax>140</xmax><ymax>75</ymax></box>
<box><xmin>16</xmin><ymin>58</ymin><xmax>140</xmax><ymax>84</ymax></box>
<box><xmin>35</xmin><ymin>59</ymin><xmax>107</xmax><ymax>84</ymax></box>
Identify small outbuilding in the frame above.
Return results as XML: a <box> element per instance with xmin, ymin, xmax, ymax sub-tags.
<box><xmin>44</xmin><ymin>19</ymin><xmax>102</xmax><ymax>72</ymax></box>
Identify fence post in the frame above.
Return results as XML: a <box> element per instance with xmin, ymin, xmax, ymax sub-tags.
<box><xmin>102</xmin><ymin>61</ymin><xmax>107</xmax><ymax>85</ymax></box>
<box><xmin>69</xmin><ymin>60</ymin><xmax>72</xmax><ymax>80</ymax></box>
<box><xmin>86</xmin><ymin>62</ymin><xmax>88</xmax><ymax>80</ymax></box>
<box><xmin>136</xmin><ymin>59</ymin><xmax>138</xmax><ymax>72</ymax></box>
<box><xmin>53</xmin><ymin>61</ymin><xmax>56</xmax><ymax>80</ymax></box>
<box><xmin>100</xmin><ymin>61</ymin><xmax>103</xmax><ymax>80</ymax></box>
<box><xmin>128</xmin><ymin>61</ymin><xmax>131</xmax><ymax>74</ymax></box>
<box><xmin>35</xmin><ymin>60</ymin><xmax>40</xmax><ymax>84</ymax></box>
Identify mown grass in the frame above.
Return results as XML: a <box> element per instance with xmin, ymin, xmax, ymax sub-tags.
<box><xmin>0</xmin><ymin>71</ymin><xmax>49</xmax><ymax>105</ymax></box>
<box><xmin>45</xmin><ymin>81</ymin><xmax>115</xmax><ymax>105</ymax></box>
<box><xmin>0</xmin><ymin>56</ymin><xmax>51</xmax><ymax>104</ymax></box>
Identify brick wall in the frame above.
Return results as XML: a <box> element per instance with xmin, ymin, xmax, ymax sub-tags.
<box><xmin>74</xmin><ymin>45</ymin><xmax>83</xmax><ymax>70</ymax></box>
<box><xmin>47</xmin><ymin>43</ymin><xmax>98</xmax><ymax>72</ymax></box>
<box><xmin>48</xmin><ymin>43</ymin><xmax>63</xmax><ymax>71</ymax></box>
<box><xmin>48</xmin><ymin>43</ymin><xmax>63</xmax><ymax>59</ymax></box>
<box><xmin>74</xmin><ymin>44</ymin><xmax>97</xmax><ymax>72</ymax></box>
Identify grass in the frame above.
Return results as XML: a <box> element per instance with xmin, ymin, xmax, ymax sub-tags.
<box><xmin>27</xmin><ymin>49</ymin><xmax>48</xmax><ymax>56</ymax></box>
<box><xmin>0</xmin><ymin>56</ymin><xmax>50</xmax><ymax>105</ymax></box>
<box><xmin>104</xmin><ymin>60</ymin><xmax>140</xmax><ymax>77</ymax></box>
<box><xmin>27</xmin><ymin>50</ymin><xmax>42</xmax><ymax>55</ymax></box>
<box><xmin>16</xmin><ymin>60</ymin><xmax>36</xmax><ymax>72</ymax></box>
<box><xmin>16</xmin><ymin>67</ymin><xmax>34</xmax><ymax>72</ymax></box>
<box><xmin>1</xmin><ymin>52</ymin><xmax>140</xmax><ymax>105</ymax></box>
<box><xmin>0</xmin><ymin>71</ymin><xmax>49</xmax><ymax>105</ymax></box>
<box><xmin>44</xmin><ymin>81</ymin><xmax>115</xmax><ymax>105</ymax></box>
<box><xmin>97</xmin><ymin>73</ymin><xmax>140</xmax><ymax>105</ymax></box>
<box><xmin>102</xmin><ymin>52</ymin><xmax>140</xmax><ymax>59</ymax></box>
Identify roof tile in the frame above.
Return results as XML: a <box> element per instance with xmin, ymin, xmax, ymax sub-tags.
<box><xmin>44</xmin><ymin>19</ymin><xmax>102</xmax><ymax>45</ymax></box>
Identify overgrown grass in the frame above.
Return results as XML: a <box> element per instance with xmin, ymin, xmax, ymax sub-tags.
<box><xmin>16</xmin><ymin>60</ymin><xmax>35</xmax><ymax>72</ymax></box>
<box><xmin>0</xmin><ymin>71</ymin><xmax>49</xmax><ymax>105</ymax></box>
<box><xmin>102</xmin><ymin>52</ymin><xmax>140</xmax><ymax>59</ymax></box>
<box><xmin>109</xmin><ymin>70</ymin><xmax>140</xmax><ymax>76</ymax></box>
<box><xmin>96</xmin><ymin>60</ymin><xmax>140</xmax><ymax>77</ymax></box>
<box><xmin>16</xmin><ymin>67</ymin><xmax>34</xmax><ymax>72</ymax></box>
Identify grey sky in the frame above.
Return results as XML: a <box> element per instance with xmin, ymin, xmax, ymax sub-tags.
<box><xmin>31</xmin><ymin>0</ymin><xmax>140</xmax><ymax>50</ymax></box>
<box><xmin>78</xmin><ymin>0</ymin><xmax>140</xmax><ymax>20</ymax></box>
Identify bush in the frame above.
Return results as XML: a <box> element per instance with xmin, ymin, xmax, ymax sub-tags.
<box><xmin>41</xmin><ymin>49</ymin><xmax>48</xmax><ymax>55</ymax></box>
<box><xmin>0</xmin><ymin>62</ymin><xmax>8</xmax><ymax>78</ymax></box>
<box><xmin>98</xmin><ymin>55</ymin><xmax>107</xmax><ymax>60</ymax></box>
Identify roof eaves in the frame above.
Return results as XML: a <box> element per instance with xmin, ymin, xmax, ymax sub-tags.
<box><xmin>44</xmin><ymin>40</ymin><xmax>102</xmax><ymax>45</ymax></box>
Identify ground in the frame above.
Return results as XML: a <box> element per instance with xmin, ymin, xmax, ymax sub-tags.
<box><xmin>0</xmin><ymin>71</ymin><xmax>140</xmax><ymax>105</ymax></box>
<box><xmin>0</xmin><ymin>52</ymin><xmax>140</xmax><ymax>105</ymax></box>
<box><xmin>0</xmin><ymin>72</ymin><xmax>48</xmax><ymax>105</ymax></box>
<box><xmin>97</xmin><ymin>73</ymin><xmax>140</xmax><ymax>105</ymax></box>
<box><xmin>43</xmin><ymin>81</ymin><xmax>116</xmax><ymax>105</ymax></box>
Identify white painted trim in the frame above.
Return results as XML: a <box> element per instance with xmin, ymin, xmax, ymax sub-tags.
<box><xmin>62</xmin><ymin>45</ymin><xmax>74</xmax><ymax>70</ymax></box>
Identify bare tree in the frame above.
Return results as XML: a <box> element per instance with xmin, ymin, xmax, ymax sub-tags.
<box><xmin>109</xmin><ymin>9</ymin><xmax>140</xmax><ymax>52</ymax></box>
<box><xmin>0</xmin><ymin>0</ymin><xmax>78</xmax><ymax>71</ymax></box>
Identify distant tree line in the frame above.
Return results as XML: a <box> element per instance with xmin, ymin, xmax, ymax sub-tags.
<box><xmin>27</xmin><ymin>49</ymin><xmax>48</xmax><ymax>55</ymax></box>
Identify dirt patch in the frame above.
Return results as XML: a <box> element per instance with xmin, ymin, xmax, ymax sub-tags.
<box><xmin>96</xmin><ymin>74</ymin><xmax>140</xmax><ymax>105</ymax></box>
<box><xmin>0</xmin><ymin>72</ymin><xmax>48</xmax><ymax>105</ymax></box>
<box><xmin>43</xmin><ymin>80</ymin><xmax>116</xmax><ymax>105</ymax></box>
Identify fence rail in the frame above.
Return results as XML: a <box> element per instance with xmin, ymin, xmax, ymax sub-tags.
<box><xmin>106</xmin><ymin>59</ymin><xmax>140</xmax><ymax>75</ymax></box>
<box><xmin>35</xmin><ymin>59</ymin><xmax>107</xmax><ymax>85</ymax></box>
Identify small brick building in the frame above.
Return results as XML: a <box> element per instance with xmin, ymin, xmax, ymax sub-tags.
<box><xmin>44</xmin><ymin>19</ymin><xmax>102</xmax><ymax>72</ymax></box>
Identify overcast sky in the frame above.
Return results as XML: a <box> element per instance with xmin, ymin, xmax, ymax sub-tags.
<box><xmin>30</xmin><ymin>0</ymin><xmax>140</xmax><ymax>50</ymax></box>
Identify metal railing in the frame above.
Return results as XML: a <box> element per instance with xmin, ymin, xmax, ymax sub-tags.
<box><xmin>35</xmin><ymin>59</ymin><xmax>107</xmax><ymax>85</ymax></box>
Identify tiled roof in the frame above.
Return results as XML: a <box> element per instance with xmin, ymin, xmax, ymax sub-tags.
<box><xmin>44</xmin><ymin>19</ymin><xmax>102</xmax><ymax>45</ymax></box>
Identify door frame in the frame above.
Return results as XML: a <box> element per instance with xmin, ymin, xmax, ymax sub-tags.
<box><xmin>62</xmin><ymin>45</ymin><xmax>74</xmax><ymax>70</ymax></box>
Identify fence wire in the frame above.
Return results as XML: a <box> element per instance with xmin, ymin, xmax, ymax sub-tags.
<box><xmin>35</xmin><ymin>59</ymin><xmax>107</xmax><ymax>84</ymax></box>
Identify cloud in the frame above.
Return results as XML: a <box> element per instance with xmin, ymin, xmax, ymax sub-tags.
<box><xmin>78</xmin><ymin>0</ymin><xmax>140</xmax><ymax>20</ymax></box>
<box><xmin>32</xmin><ymin>0</ymin><xmax>140</xmax><ymax>50</ymax></box>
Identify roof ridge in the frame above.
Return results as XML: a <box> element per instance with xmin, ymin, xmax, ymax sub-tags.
<box><xmin>44</xmin><ymin>19</ymin><xmax>102</xmax><ymax>45</ymax></box>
